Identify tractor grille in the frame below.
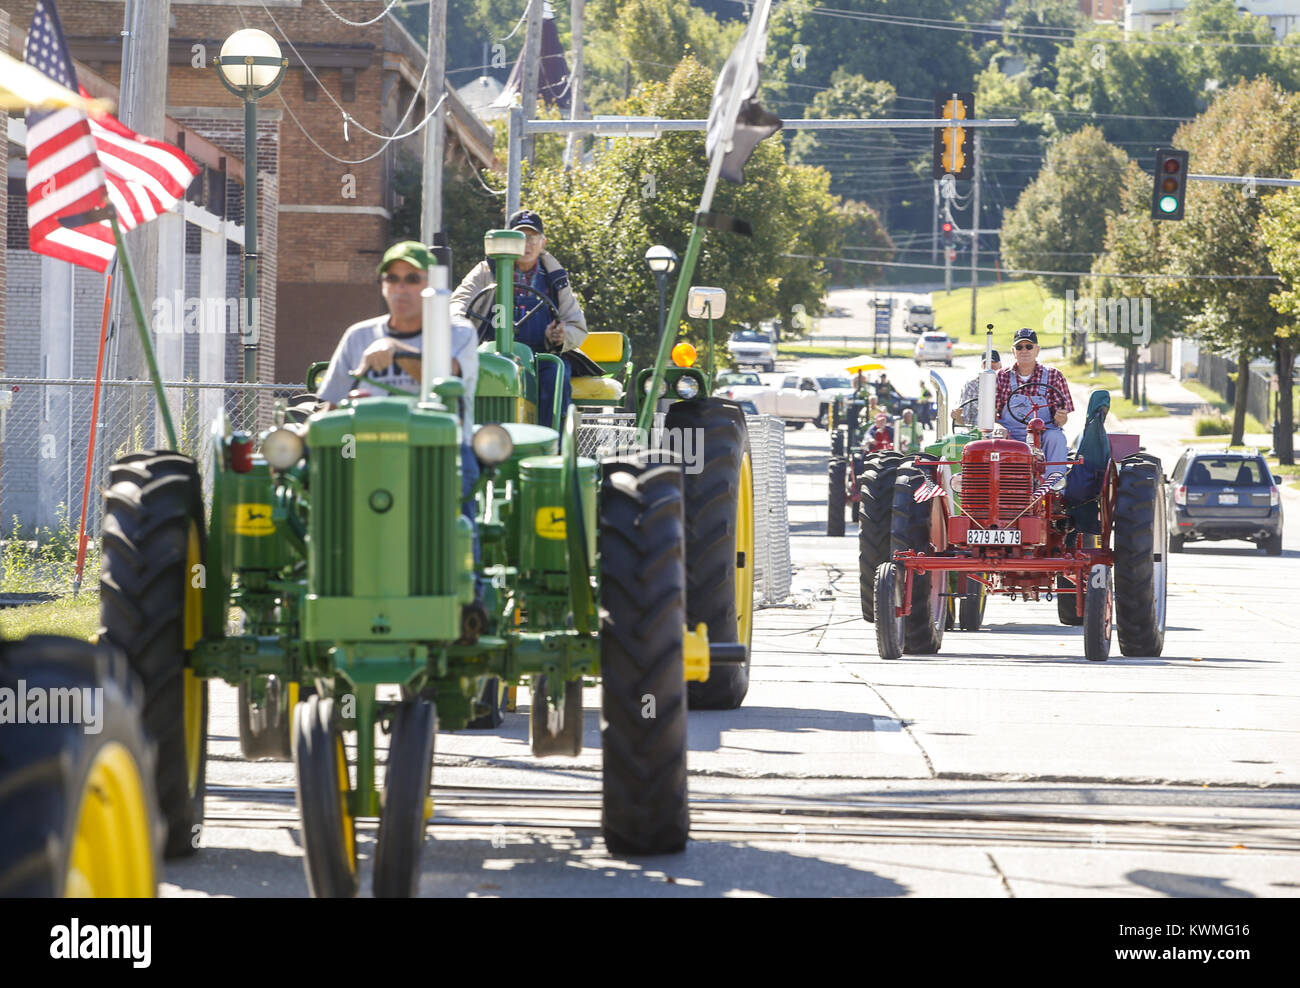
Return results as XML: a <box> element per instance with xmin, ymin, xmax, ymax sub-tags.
<box><xmin>312</xmin><ymin>454</ymin><xmax>354</xmax><ymax>596</ymax></box>
<box><xmin>410</xmin><ymin>445</ymin><xmax>454</xmax><ymax>596</ymax></box>
<box><xmin>960</xmin><ymin>460</ymin><xmax>1035</xmax><ymax>527</ymax></box>
<box><xmin>476</xmin><ymin>395</ymin><xmax>515</xmax><ymax>425</ymax></box>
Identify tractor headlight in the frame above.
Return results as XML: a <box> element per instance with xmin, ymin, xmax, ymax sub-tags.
<box><xmin>643</xmin><ymin>377</ymin><xmax>668</xmax><ymax>398</ymax></box>
<box><xmin>675</xmin><ymin>376</ymin><xmax>700</xmax><ymax>399</ymax></box>
<box><xmin>262</xmin><ymin>426</ymin><xmax>305</xmax><ymax>470</ymax></box>
<box><xmin>472</xmin><ymin>424</ymin><xmax>514</xmax><ymax>465</ymax></box>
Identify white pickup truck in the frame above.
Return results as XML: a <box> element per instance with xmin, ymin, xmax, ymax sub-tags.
<box><xmin>714</xmin><ymin>371</ymin><xmax>855</xmax><ymax>428</ymax></box>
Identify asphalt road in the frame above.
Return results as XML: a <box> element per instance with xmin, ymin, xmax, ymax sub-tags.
<box><xmin>160</xmin><ymin>318</ymin><xmax>1300</xmax><ymax>899</ymax></box>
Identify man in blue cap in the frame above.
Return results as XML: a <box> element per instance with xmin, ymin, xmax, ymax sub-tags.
<box><xmin>451</xmin><ymin>209</ymin><xmax>588</xmax><ymax>428</ymax></box>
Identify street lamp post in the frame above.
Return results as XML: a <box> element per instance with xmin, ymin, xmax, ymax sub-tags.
<box><xmin>214</xmin><ymin>29</ymin><xmax>287</xmax><ymax>384</ymax></box>
<box><xmin>645</xmin><ymin>245</ymin><xmax>678</xmax><ymax>344</ymax></box>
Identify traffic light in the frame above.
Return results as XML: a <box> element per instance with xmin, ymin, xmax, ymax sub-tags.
<box><xmin>941</xmin><ymin>220</ymin><xmax>954</xmax><ymax>248</ymax></box>
<box><xmin>933</xmin><ymin>91</ymin><xmax>975</xmax><ymax>180</ymax></box>
<box><xmin>1151</xmin><ymin>147</ymin><xmax>1189</xmax><ymax>221</ymax></box>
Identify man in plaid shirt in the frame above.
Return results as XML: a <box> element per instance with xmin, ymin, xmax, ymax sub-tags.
<box><xmin>994</xmin><ymin>328</ymin><xmax>1074</xmax><ymax>472</ymax></box>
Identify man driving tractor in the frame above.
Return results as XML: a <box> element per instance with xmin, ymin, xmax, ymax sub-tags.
<box><xmin>994</xmin><ymin>328</ymin><xmax>1073</xmax><ymax>474</ymax></box>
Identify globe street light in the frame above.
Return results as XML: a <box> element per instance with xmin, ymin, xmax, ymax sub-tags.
<box><xmin>645</xmin><ymin>244</ymin><xmax>678</xmax><ymax>344</ymax></box>
<box><xmin>214</xmin><ymin>29</ymin><xmax>287</xmax><ymax>383</ymax></box>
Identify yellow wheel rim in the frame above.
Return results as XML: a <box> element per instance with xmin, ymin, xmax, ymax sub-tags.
<box><xmin>336</xmin><ymin>736</ymin><xmax>357</xmax><ymax>874</ymax></box>
<box><xmin>65</xmin><ymin>742</ymin><xmax>156</xmax><ymax>897</ymax></box>
<box><xmin>735</xmin><ymin>451</ymin><xmax>755</xmax><ymax>649</ymax></box>
<box><xmin>287</xmin><ymin>681</ymin><xmax>299</xmax><ymax>717</ymax></box>
<box><xmin>183</xmin><ymin>522</ymin><xmax>204</xmax><ymax>796</ymax></box>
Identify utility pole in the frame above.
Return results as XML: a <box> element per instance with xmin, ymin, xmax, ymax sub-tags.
<box><xmin>931</xmin><ymin>179</ymin><xmax>938</xmax><ymax>264</ymax></box>
<box><xmin>113</xmin><ymin>0</ymin><xmax>171</xmax><ymax>382</ymax></box>
<box><xmin>563</xmin><ymin>0</ymin><xmax>584</xmax><ymax>169</ymax></box>
<box><xmin>421</xmin><ymin>0</ymin><xmax>447</xmax><ymax>242</ymax></box>
<box><xmin>519</xmin><ymin>0</ymin><xmax>543</xmax><ymax>163</ymax></box>
<box><xmin>968</xmin><ymin>129</ymin><xmax>981</xmax><ymax>336</ymax></box>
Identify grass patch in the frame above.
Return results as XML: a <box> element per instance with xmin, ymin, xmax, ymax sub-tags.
<box><xmin>777</xmin><ymin>344</ymin><xmax>872</xmax><ymax>359</ymax></box>
<box><xmin>0</xmin><ymin>593</ymin><xmax>99</xmax><ymax>641</ymax></box>
<box><xmin>1179</xmin><ymin>380</ymin><xmax>1269</xmax><ymax>435</ymax></box>
<box><xmin>931</xmin><ymin>280</ymin><xmax>1061</xmax><ymax>350</ymax></box>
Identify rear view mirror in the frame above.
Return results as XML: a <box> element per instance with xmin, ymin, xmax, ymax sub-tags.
<box><xmin>688</xmin><ymin>286</ymin><xmax>727</xmax><ymax>319</ymax></box>
<box><xmin>1276</xmin><ymin>474</ymin><xmax>1285</xmax><ymax>485</ymax></box>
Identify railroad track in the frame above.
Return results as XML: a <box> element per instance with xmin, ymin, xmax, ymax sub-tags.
<box><xmin>203</xmin><ymin>784</ymin><xmax>1300</xmax><ymax>854</ymax></box>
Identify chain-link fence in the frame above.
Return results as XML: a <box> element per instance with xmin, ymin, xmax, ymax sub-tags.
<box><xmin>0</xmin><ymin>378</ymin><xmax>301</xmax><ymax>561</ymax></box>
<box><xmin>575</xmin><ymin>410</ymin><xmax>792</xmax><ymax>608</ymax></box>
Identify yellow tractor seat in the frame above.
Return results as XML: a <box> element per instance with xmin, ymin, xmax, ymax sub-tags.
<box><xmin>578</xmin><ymin>331</ymin><xmax>629</xmax><ymax>367</ymax></box>
<box><xmin>571</xmin><ymin>376</ymin><xmax>625</xmax><ymax>401</ymax></box>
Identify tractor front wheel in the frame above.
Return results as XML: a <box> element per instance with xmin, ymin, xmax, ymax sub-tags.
<box><xmin>373</xmin><ymin>697</ymin><xmax>436</xmax><ymax>898</ymax></box>
<box><xmin>1056</xmin><ymin>575</ymin><xmax>1084</xmax><ymax>626</ymax></box>
<box><xmin>99</xmin><ymin>451</ymin><xmax>208</xmax><ymax>859</ymax></box>
<box><xmin>891</xmin><ymin>458</ymin><xmax>944</xmax><ymax>654</ymax></box>
<box><xmin>958</xmin><ymin>576</ymin><xmax>987</xmax><ymax>631</ymax></box>
<box><xmin>238</xmin><ymin>676</ymin><xmax>303</xmax><ymax>760</ymax></box>
<box><xmin>827</xmin><ymin>458</ymin><xmax>847</xmax><ymax>536</ymax></box>
<box><xmin>0</xmin><ymin>636</ymin><xmax>161</xmax><ymax>896</ymax></box>
<box><xmin>873</xmin><ymin>563</ymin><xmax>905</xmax><ymax>660</ymax></box>
<box><xmin>598</xmin><ymin>459</ymin><xmax>689</xmax><ymax>855</ymax></box>
<box><xmin>1113</xmin><ymin>458</ymin><xmax>1168</xmax><ymax>657</ymax></box>
<box><xmin>293</xmin><ymin>695</ymin><xmax>358</xmax><ymax>898</ymax></box>
<box><xmin>858</xmin><ymin>451</ymin><xmax>906</xmax><ymax>622</ymax></box>
<box><xmin>1083</xmin><ymin>565</ymin><xmax>1113</xmax><ymax>662</ymax></box>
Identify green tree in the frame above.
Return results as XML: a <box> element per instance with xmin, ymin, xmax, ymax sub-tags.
<box><xmin>999</xmin><ymin>0</ymin><xmax>1085</xmax><ymax>90</ymax></box>
<box><xmin>515</xmin><ymin>57</ymin><xmax>866</xmax><ymax>362</ymax></box>
<box><xmin>1260</xmin><ymin>189</ymin><xmax>1299</xmax><ymax>464</ymax></box>
<box><xmin>1000</xmin><ymin>127</ymin><xmax>1131</xmax><ymax>359</ymax></box>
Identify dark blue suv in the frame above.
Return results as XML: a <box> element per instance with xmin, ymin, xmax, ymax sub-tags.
<box><xmin>1168</xmin><ymin>449</ymin><xmax>1283</xmax><ymax>555</ymax></box>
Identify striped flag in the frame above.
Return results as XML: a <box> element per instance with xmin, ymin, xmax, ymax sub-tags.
<box><xmin>23</xmin><ymin>0</ymin><xmax>198</xmax><ymax>272</ymax></box>
<box><xmin>913</xmin><ymin>480</ymin><xmax>947</xmax><ymax>503</ymax></box>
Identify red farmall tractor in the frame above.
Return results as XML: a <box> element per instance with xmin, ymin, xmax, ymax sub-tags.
<box><xmin>872</xmin><ymin>367</ymin><xmax>1168</xmax><ymax>663</ymax></box>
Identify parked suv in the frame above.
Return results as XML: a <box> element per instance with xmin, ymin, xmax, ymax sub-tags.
<box><xmin>728</xmin><ymin>328</ymin><xmax>777</xmax><ymax>373</ymax></box>
<box><xmin>1168</xmin><ymin>449</ymin><xmax>1283</xmax><ymax>554</ymax></box>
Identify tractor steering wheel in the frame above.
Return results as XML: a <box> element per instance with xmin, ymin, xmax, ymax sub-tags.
<box><xmin>346</xmin><ymin>370</ymin><xmax>417</xmax><ymax>398</ymax></box>
<box><xmin>1005</xmin><ymin>380</ymin><xmax>1070</xmax><ymax>426</ymax></box>
<box><xmin>465</xmin><ymin>282</ymin><xmax>563</xmax><ymax>346</ymax></box>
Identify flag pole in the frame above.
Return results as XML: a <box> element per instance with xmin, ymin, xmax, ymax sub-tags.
<box><xmin>635</xmin><ymin>0</ymin><xmax>772</xmax><ymax>435</ymax></box>
<box><xmin>110</xmin><ymin>211</ymin><xmax>177</xmax><ymax>449</ymax></box>
<box><xmin>72</xmin><ymin>262</ymin><xmax>115</xmax><ymax>596</ymax></box>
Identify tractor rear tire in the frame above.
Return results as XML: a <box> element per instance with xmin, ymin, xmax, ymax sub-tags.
<box><xmin>99</xmin><ymin>450</ymin><xmax>208</xmax><ymax>859</ymax></box>
<box><xmin>598</xmin><ymin>459</ymin><xmax>689</xmax><ymax>856</ymax></box>
<box><xmin>1083</xmin><ymin>564</ymin><xmax>1113</xmax><ymax>662</ymax></box>
<box><xmin>1113</xmin><ymin>459</ymin><xmax>1168</xmax><ymax>657</ymax></box>
<box><xmin>827</xmin><ymin>458</ymin><xmax>847</xmax><ymax>536</ymax></box>
<box><xmin>373</xmin><ymin>697</ymin><xmax>436</xmax><ymax>898</ymax></box>
<box><xmin>832</xmin><ymin>427</ymin><xmax>846</xmax><ymax>459</ymax></box>
<box><xmin>873</xmin><ymin>563</ymin><xmax>904</xmax><ymax>660</ymax></box>
<box><xmin>0</xmin><ymin>636</ymin><xmax>161</xmax><ymax>897</ymax></box>
<box><xmin>1056</xmin><ymin>576</ymin><xmax>1084</xmax><ymax>626</ymax></box>
<box><xmin>857</xmin><ymin>451</ymin><xmax>906</xmax><ymax>622</ymax></box>
<box><xmin>293</xmin><ymin>694</ymin><xmax>358</xmax><ymax>898</ymax></box>
<box><xmin>238</xmin><ymin>676</ymin><xmax>303</xmax><ymax>760</ymax></box>
<box><xmin>666</xmin><ymin>399</ymin><xmax>752</xmax><ymax>710</ymax></box>
<box><xmin>891</xmin><ymin>459</ymin><xmax>944</xmax><ymax>654</ymax></box>
<box><xmin>958</xmin><ymin>576</ymin><xmax>987</xmax><ymax>631</ymax></box>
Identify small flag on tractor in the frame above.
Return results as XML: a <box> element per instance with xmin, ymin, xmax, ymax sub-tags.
<box><xmin>914</xmin><ymin>481</ymin><xmax>948</xmax><ymax>503</ymax></box>
<box><xmin>704</xmin><ymin>2</ymin><xmax>781</xmax><ymax>184</ymax></box>
<box><xmin>23</xmin><ymin>0</ymin><xmax>198</xmax><ymax>272</ymax></box>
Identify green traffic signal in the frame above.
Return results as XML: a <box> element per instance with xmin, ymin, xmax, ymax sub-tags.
<box><xmin>1158</xmin><ymin>195</ymin><xmax>1179</xmax><ymax>213</ymax></box>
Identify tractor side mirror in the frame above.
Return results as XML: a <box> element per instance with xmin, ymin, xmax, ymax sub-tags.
<box><xmin>688</xmin><ymin>286</ymin><xmax>727</xmax><ymax>319</ymax></box>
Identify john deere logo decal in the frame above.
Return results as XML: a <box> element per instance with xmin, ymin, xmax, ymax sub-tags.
<box><xmin>234</xmin><ymin>503</ymin><xmax>275</xmax><ymax>536</ymax></box>
<box><xmin>536</xmin><ymin>507</ymin><xmax>566</xmax><ymax>540</ymax></box>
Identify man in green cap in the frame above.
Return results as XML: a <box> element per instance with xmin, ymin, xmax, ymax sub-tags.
<box><xmin>315</xmin><ymin>240</ymin><xmax>477</xmax><ymax>409</ymax></box>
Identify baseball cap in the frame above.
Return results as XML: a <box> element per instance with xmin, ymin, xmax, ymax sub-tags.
<box><xmin>377</xmin><ymin>240</ymin><xmax>435</xmax><ymax>276</ymax></box>
<box><xmin>1013</xmin><ymin>328</ymin><xmax>1038</xmax><ymax>345</ymax></box>
<box><xmin>508</xmin><ymin>209</ymin><xmax>543</xmax><ymax>234</ymax></box>
<box><xmin>988</xmin><ymin>349</ymin><xmax>1001</xmax><ymax>363</ymax></box>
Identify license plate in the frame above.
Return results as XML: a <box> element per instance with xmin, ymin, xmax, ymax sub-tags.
<box><xmin>1218</xmin><ymin>494</ymin><xmax>1238</xmax><ymax>505</ymax></box>
<box><xmin>967</xmin><ymin>528</ymin><xmax>1021</xmax><ymax>545</ymax></box>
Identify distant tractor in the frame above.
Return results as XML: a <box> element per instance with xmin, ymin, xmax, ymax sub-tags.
<box><xmin>871</xmin><ymin>341</ymin><xmax>1167</xmax><ymax>662</ymax></box>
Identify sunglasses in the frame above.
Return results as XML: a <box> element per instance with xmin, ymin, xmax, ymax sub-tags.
<box><xmin>523</xmin><ymin>233</ymin><xmax>543</xmax><ymax>246</ymax></box>
<box><xmin>382</xmin><ymin>272</ymin><xmax>426</xmax><ymax>286</ymax></box>
<box><xmin>1013</xmin><ymin>342</ymin><xmax>1037</xmax><ymax>351</ymax></box>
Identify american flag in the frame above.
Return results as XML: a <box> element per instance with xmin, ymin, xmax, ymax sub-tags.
<box><xmin>913</xmin><ymin>480</ymin><xmax>947</xmax><ymax>503</ymax></box>
<box><xmin>24</xmin><ymin>0</ymin><xmax>198</xmax><ymax>272</ymax></box>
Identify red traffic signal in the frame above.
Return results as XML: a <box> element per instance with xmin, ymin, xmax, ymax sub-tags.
<box><xmin>941</xmin><ymin>221</ymin><xmax>954</xmax><ymax>247</ymax></box>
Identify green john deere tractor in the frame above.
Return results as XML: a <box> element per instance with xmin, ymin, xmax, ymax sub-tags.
<box><xmin>97</xmin><ymin>228</ymin><xmax>754</xmax><ymax>897</ymax></box>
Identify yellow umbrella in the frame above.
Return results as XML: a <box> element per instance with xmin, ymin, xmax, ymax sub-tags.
<box><xmin>844</xmin><ymin>359</ymin><xmax>886</xmax><ymax>374</ymax></box>
<box><xmin>0</xmin><ymin>50</ymin><xmax>113</xmax><ymax>113</ymax></box>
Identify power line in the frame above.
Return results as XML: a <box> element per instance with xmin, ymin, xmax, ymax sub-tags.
<box><xmin>784</xmin><ymin>253</ymin><xmax>1281</xmax><ymax>280</ymax></box>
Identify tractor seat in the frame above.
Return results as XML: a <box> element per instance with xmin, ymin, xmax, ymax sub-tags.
<box><xmin>1061</xmin><ymin>389</ymin><xmax>1112</xmax><ymax>534</ymax></box>
<box><xmin>577</xmin><ymin>331</ymin><xmax>628</xmax><ymax>366</ymax></box>
<box><xmin>571</xmin><ymin>376</ymin><xmax>625</xmax><ymax>400</ymax></box>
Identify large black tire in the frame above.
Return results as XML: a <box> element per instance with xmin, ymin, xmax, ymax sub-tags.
<box><xmin>831</xmin><ymin>427</ymin><xmax>846</xmax><ymax>459</ymax></box>
<box><xmin>666</xmin><ymin>399</ymin><xmax>752</xmax><ymax>710</ymax></box>
<box><xmin>99</xmin><ymin>450</ymin><xmax>208</xmax><ymax>859</ymax></box>
<box><xmin>238</xmin><ymin>676</ymin><xmax>299</xmax><ymax>760</ymax></box>
<box><xmin>1113</xmin><ymin>458</ymin><xmax>1168</xmax><ymax>657</ymax></box>
<box><xmin>1083</xmin><ymin>564</ymin><xmax>1113</xmax><ymax>662</ymax></box>
<box><xmin>373</xmin><ymin>697</ymin><xmax>436</xmax><ymax>898</ymax></box>
<box><xmin>1056</xmin><ymin>575</ymin><xmax>1084</xmax><ymax>625</ymax></box>
<box><xmin>293</xmin><ymin>694</ymin><xmax>358</xmax><ymax>897</ymax></box>
<box><xmin>892</xmin><ymin>459</ymin><xmax>945</xmax><ymax>654</ymax></box>
<box><xmin>849</xmin><ymin>451</ymin><xmax>866</xmax><ymax>522</ymax></box>
<box><xmin>598</xmin><ymin>459</ymin><xmax>689</xmax><ymax>855</ymax></box>
<box><xmin>0</xmin><ymin>636</ymin><xmax>162</xmax><ymax>896</ymax></box>
<box><xmin>957</xmin><ymin>576</ymin><xmax>987</xmax><ymax>631</ymax></box>
<box><xmin>857</xmin><ymin>451</ymin><xmax>906</xmax><ymax>622</ymax></box>
<box><xmin>466</xmin><ymin>676</ymin><xmax>508</xmax><ymax>729</ymax></box>
<box><xmin>873</xmin><ymin>563</ymin><xmax>904</xmax><ymax>660</ymax></box>
<box><xmin>827</xmin><ymin>458</ymin><xmax>847</xmax><ymax>536</ymax></box>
